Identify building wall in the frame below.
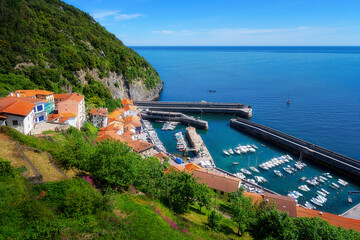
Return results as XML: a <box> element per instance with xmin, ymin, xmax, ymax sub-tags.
<box><xmin>213</xmin><ymin>189</ymin><xmax>230</xmax><ymax>201</ymax></box>
<box><xmin>78</xmin><ymin>98</ymin><xmax>85</xmax><ymax>128</ymax></box>
<box><xmin>91</xmin><ymin>115</ymin><xmax>108</xmax><ymax>128</ymax></box>
<box><xmin>5</xmin><ymin>111</ymin><xmax>34</xmax><ymax>135</ymax></box>
<box><xmin>65</xmin><ymin>117</ymin><xmax>77</xmax><ymax>128</ymax></box>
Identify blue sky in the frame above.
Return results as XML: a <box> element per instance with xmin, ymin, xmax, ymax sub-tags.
<box><xmin>64</xmin><ymin>0</ymin><xmax>360</xmax><ymax>46</ymax></box>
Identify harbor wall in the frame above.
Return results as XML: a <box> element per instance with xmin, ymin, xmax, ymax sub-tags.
<box><xmin>141</xmin><ymin>110</ymin><xmax>208</xmax><ymax>129</ymax></box>
<box><xmin>134</xmin><ymin>101</ymin><xmax>252</xmax><ymax>118</ymax></box>
<box><xmin>230</xmin><ymin>118</ymin><xmax>360</xmax><ymax>181</ymax></box>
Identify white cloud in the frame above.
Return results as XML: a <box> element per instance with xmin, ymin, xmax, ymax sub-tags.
<box><xmin>210</xmin><ymin>26</ymin><xmax>309</xmax><ymax>35</ymax></box>
<box><xmin>92</xmin><ymin>10</ymin><xmax>119</xmax><ymax>21</ymax></box>
<box><xmin>152</xmin><ymin>30</ymin><xmax>175</xmax><ymax>34</ymax></box>
<box><xmin>115</xmin><ymin>14</ymin><xmax>143</xmax><ymax>20</ymax></box>
<box><xmin>92</xmin><ymin>10</ymin><xmax>143</xmax><ymax>21</ymax></box>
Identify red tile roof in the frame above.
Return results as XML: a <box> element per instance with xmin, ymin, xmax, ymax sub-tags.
<box><xmin>123</xmin><ymin>105</ymin><xmax>136</xmax><ymax>112</ymax></box>
<box><xmin>297</xmin><ymin>206</ymin><xmax>360</xmax><ymax>231</ymax></box>
<box><xmin>61</xmin><ymin>93</ymin><xmax>84</xmax><ymax>103</ymax></box>
<box><xmin>121</xmin><ymin>98</ymin><xmax>133</xmax><ymax>106</ymax></box>
<box><xmin>164</xmin><ymin>165</ymin><xmax>185</xmax><ymax>174</ymax></box>
<box><xmin>53</xmin><ymin>93</ymin><xmax>69</xmax><ymax>99</ymax></box>
<box><xmin>185</xmin><ymin>163</ymin><xmax>203</xmax><ymax>172</ymax></box>
<box><xmin>0</xmin><ymin>100</ymin><xmax>35</xmax><ymax>116</ymax></box>
<box><xmin>13</xmin><ymin>90</ymin><xmax>54</xmax><ymax>97</ymax></box>
<box><xmin>127</xmin><ymin>140</ymin><xmax>154</xmax><ymax>153</ymax></box>
<box><xmin>108</xmin><ymin>108</ymin><xmax>125</xmax><ymax>119</ymax></box>
<box><xmin>154</xmin><ymin>152</ymin><xmax>170</xmax><ymax>161</ymax></box>
<box><xmin>192</xmin><ymin>169</ymin><xmax>241</xmax><ymax>193</ymax></box>
<box><xmin>90</xmin><ymin>108</ymin><xmax>108</xmax><ymax>116</ymax></box>
<box><xmin>263</xmin><ymin>192</ymin><xmax>297</xmax><ymax>217</ymax></box>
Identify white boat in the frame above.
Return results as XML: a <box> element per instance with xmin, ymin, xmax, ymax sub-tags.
<box><xmin>305</xmin><ymin>201</ymin><xmax>316</xmax><ymax>210</ymax></box>
<box><xmin>348</xmin><ymin>196</ymin><xmax>353</xmax><ymax>203</ymax></box>
<box><xmin>317</xmin><ymin>191</ymin><xmax>327</xmax><ymax>197</ymax></box>
<box><xmin>235</xmin><ymin>172</ymin><xmax>246</xmax><ymax>179</ymax></box>
<box><xmin>285</xmin><ymin>154</ymin><xmax>293</xmax><ymax>160</ymax></box>
<box><xmin>241</xmin><ymin>168</ymin><xmax>252</xmax><ymax>175</ymax></box>
<box><xmin>259</xmin><ymin>176</ymin><xmax>268</xmax><ymax>183</ymax></box>
<box><xmin>234</xmin><ymin>148</ymin><xmax>241</xmax><ymax>154</ymax></box>
<box><xmin>254</xmin><ymin>176</ymin><xmax>262</xmax><ymax>183</ymax></box>
<box><xmin>323</xmin><ymin>172</ymin><xmax>333</xmax><ymax>178</ymax></box>
<box><xmin>283</xmin><ymin>167</ymin><xmax>293</xmax><ymax>174</ymax></box>
<box><xmin>298</xmin><ymin>185</ymin><xmax>310</xmax><ymax>192</ymax></box>
<box><xmin>293</xmin><ymin>190</ymin><xmax>303</xmax><ymax>197</ymax></box>
<box><xmin>228</xmin><ymin>149</ymin><xmax>234</xmax><ymax>154</ymax></box>
<box><xmin>252</xmin><ymin>144</ymin><xmax>258</xmax><ymax>150</ymax></box>
<box><xmin>250</xmin><ymin>166</ymin><xmax>260</xmax><ymax>173</ymax></box>
<box><xmin>338</xmin><ymin>179</ymin><xmax>348</xmax><ymax>186</ymax></box>
<box><xmin>319</xmin><ymin>176</ymin><xmax>327</xmax><ymax>181</ymax></box>
<box><xmin>311</xmin><ymin>198</ymin><xmax>323</xmax><ymax>207</ymax></box>
<box><xmin>321</xmin><ymin>188</ymin><xmax>330</xmax><ymax>195</ymax></box>
<box><xmin>274</xmin><ymin>170</ymin><xmax>283</xmax><ymax>177</ymax></box>
<box><xmin>331</xmin><ymin>182</ymin><xmax>340</xmax><ymax>188</ymax></box>
<box><xmin>259</xmin><ymin>165</ymin><xmax>269</xmax><ymax>171</ymax></box>
<box><xmin>223</xmin><ymin>150</ymin><xmax>230</xmax><ymax>156</ymax></box>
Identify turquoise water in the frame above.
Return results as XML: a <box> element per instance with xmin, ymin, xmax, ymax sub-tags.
<box><xmin>132</xmin><ymin>47</ymin><xmax>360</xmax><ymax>214</ymax></box>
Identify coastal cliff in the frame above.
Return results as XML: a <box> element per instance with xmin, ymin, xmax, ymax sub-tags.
<box><xmin>0</xmin><ymin>0</ymin><xmax>163</xmax><ymax>102</ymax></box>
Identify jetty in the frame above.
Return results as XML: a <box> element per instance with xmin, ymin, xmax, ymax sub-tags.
<box><xmin>185</xmin><ymin>127</ymin><xmax>215</xmax><ymax>168</ymax></box>
<box><xmin>230</xmin><ymin>118</ymin><xmax>360</xmax><ymax>181</ymax></box>
<box><xmin>134</xmin><ymin>101</ymin><xmax>252</xmax><ymax>118</ymax></box>
<box><xmin>140</xmin><ymin>110</ymin><xmax>208</xmax><ymax>129</ymax></box>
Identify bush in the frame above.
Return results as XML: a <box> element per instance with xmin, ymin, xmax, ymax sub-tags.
<box><xmin>208</xmin><ymin>210</ymin><xmax>222</xmax><ymax>231</ymax></box>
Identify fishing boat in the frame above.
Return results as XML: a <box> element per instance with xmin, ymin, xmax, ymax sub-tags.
<box><xmin>228</xmin><ymin>149</ymin><xmax>234</xmax><ymax>155</ymax></box>
<box><xmin>338</xmin><ymin>179</ymin><xmax>348</xmax><ymax>186</ymax></box>
<box><xmin>250</xmin><ymin>166</ymin><xmax>260</xmax><ymax>173</ymax></box>
<box><xmin>348</xmin><ymin>196</ymin><xmax>353</xmax><ymax>203</ymax></box>
<box><xmin>274</xmin><ymin>170</ymin><xmax>283</xmax><ymax>177</ymax></box>
<box><xmin>241</xmin><ymin>168</ymin><xmax>252</xmax><ymax>175</ymax></box>
<box><xmin>223</xmin><ymin>150</ymin><xmax>230</xmax><ymax>156</ymax></box>
<box><xmin>232</xmin><ymin>162</ymin><xmax>239</xmax><ymax>165</ymax></box>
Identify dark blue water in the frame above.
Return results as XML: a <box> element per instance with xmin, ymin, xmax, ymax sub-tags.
<box><xmin>132</xmin><ymin>46</ymin><xmax>360</xmax><ymax>214</ymax></box>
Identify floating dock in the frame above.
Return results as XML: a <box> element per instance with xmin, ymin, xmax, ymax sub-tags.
<box><xmin>141</xmin><ymin>110</ymin><xmax>208</xmax><ymax>129</ymax></box>
<box><xmin>134</xmin><ymin>101</ymin><xmax>252</xmax><ymax>118</ymax></box>
<box><xmin>230</xmin><ymin>118</ymin><xmax>360</xmax><ymax>181</ymax></box>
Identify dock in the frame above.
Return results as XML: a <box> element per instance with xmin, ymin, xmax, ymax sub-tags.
<box><xmin>230</xmin><ymin>118</ymin><xmax>360</xmax><ymax>181</ymax></box>
<box><xmin>140</xmin><ymin>110</ymin><xmax>209</xmax><ymax>129</ymax></box>
<box><xmin>185</xmin><ymin>127</ymin><xmax>215</xmax><ymax>168</ymax></box>
<box><xmin>134</xmin><ymin>101</ymin><xmax>252</xmax><ymax>118</ymax></box>
<box><xmin>340</xmin><ymin>202</ymin><xmax>360</xmax><ymax>220</ymax></box>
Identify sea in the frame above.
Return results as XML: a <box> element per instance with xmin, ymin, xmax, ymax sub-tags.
<box><xmin>131</xmin><ymin>46</ymin><xmax>360</xmax><ymax>215</ymax></box>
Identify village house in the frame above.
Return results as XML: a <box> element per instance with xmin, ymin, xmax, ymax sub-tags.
<box><xmin>54</xmin><ymin>93</ymin><xmax>86</xmax><ymax>129</ymax></box>
<box><xmin>11</xmin><ymin>90</ymin><xmax>55</xmax><ymax>114</ymax></box>
<box><xmin>0</xmin><ymin>99</ymin><xmax>35</xmax><ymax>135</ymax></box>
<box><xmin>89</xmin><ymin>108</ymin><xmax>108</xmax><ymax>128</ymax></box>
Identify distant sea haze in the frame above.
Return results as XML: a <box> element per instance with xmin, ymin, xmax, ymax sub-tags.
<box><xmin>133</xmin><ymin>46</ymin><xmax>360</xmax><ymax>161</ymax></box>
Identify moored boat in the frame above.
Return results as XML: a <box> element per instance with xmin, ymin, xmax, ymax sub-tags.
<box><xmin>223</xmin><ymin>150</ymin><xmax>230</xmax><ymax>156</ymax></box>
<box><xmin>348</xmin><ymin>196</ymin><xmax>353</xmax><ymax>203</ymax></box>
<box><xmin>241</xmin><ymin>168</ymin><xmax>252</xmax><ymax>175</ymax></box>
<box><xmin>228</xmin><ymin>149</ymin><xmax>234</xmax><ymax>154</ymax></box>
<box><xmin>274</xmin><ymin>170</ymin><xmax>283</xmax><ymax>177</ymax></box>
<box><xmin>250</xmin><ymin>166</ymin><xmax>260</xmax><ymax>173</ymax></box>
<box><xmin>338</xmin><ymin>179</ymin><xmax>348</xmax><ymax>186</ymax></box>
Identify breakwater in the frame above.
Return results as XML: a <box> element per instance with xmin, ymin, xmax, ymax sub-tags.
<box><xmin>230</xmin><ymin>118</ymin><xmax>360</xmax><ymax>181</ymax></box>
<box><xmin>134</xmin><ymin>101</ymin><xmax>252</xmax><ymax>118</ymax></box>
<box><xmin>141</xmin><ymin>110</ymin><xmax>208</xmax><ymax>129</ymax></box>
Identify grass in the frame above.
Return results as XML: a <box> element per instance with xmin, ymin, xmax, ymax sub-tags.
<box><xmin>0</xmin><ymin>138</ymin><xmax>35</xmax><ymax>177</ymax></box>
<box><xmin>24</xmin><ymin>150</ymin><xmax>67</xmax><ymax>182</ymax></box>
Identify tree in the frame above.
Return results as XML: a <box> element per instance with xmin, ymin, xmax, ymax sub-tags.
<box><xmin>167</xmin><ymin>171</ymin><xmax>198</xmax><ymax>214</ymax></box>
<box><xmin>228</xmin><ymin>189</ymin><xmax>255</xmax><ymax>236</ymax></box>
<box><xmin>208</xmin><ymin>210</ymin><xmax>222</xmax><ymax>231</ymax></box>
<box><xmin>195</xmin><ymin>183</ymin><xmax>212</xmax><ymax>212</ymax></box>
<box><xmin>249</xmin><ymin>209</ymin><xmax>297</xmax><ymax>240</ymax></box>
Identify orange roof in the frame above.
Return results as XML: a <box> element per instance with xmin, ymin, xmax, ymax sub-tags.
<box><xmin>121</xmin><ymin>98</ymin><xmax>133</xmax><ymax>106</ymax></box>
<box><xmin>127</xmin><ymin>140</ymin><xmax>154</xmax><ymax>153</ymax></box>
<box><xmin>106</xmin><ymin>122</ymin><xmax>124</xmax><ymax>131</ymax></box>
<box><xmin>0</xmin><ymin>97</ymin><xmax>43</xmax><ymax>107</ymax></box>
<box><xmin>123</xmin><ymin>105</ymin><xmax>136</xmax><ymax>112</ymax></box>
<box><xmin>53</xmin><ymin>93</ymin><xmax>69</xmax><ymax>99</ymax></box>
<box><xmin>96</xmin><ymin>132</ymin><xmax>127</xmax><ymax>143</ymax></box>
<box><xmin>264</xmin><ymin>192</ymin><xmax>297</xmax><ymax>217</ymax></box>
<box><xmin>125</xmin><ymin>115</ymin><xmax>140</xmax><ymax>123</ymax></box>
<box><xmin>0</xmin><ymin>100</ymin><xmax>35</xmax><ymax>116</ymax></box>
<box><xmin>90</xmin><ymin>108</ymin><xmax>108</xmax><ymax>116</ymax></box>
<box><xmin>124</xmin><ymin>123</ymin><xmax>135</xmax><ymax>130</ymax></box>
<box><xmin>13</xmin><ymin>90</ymin><xmax>54</xmax><ymax>97</ymax></box>
<box><xmin>244</xmin><ymin>192</ymin><xmax>264</xmax><ymax>205</ymax></box>
<box><xmin>48</xmin><ymin>113</ymin><xmax>76</xmax><ymax>123</ymax></box>
<box><xmin>297</xmin><ymin>206</ymin><xmax>360</xmax><ymax>231</ymax></box>
<box><xmin>126</xmin><ymin>120</ymin><xmax>141</xmax><ymax>128</ymax></box>
<box><xmin>192</xmin><ymin>169</ymin><xmax>241</xmax><ymax>193</ymax></box>
<box><xmin>154</xmin><ymin>152</ymin><xmax>169</xmax><ymax>161</ymax></box>
<box><xmin>61</xmin><ymin>93</ymin><xmax>84</xmax><ymax>103</ymax></box>
<box><xmin>185</xmin><ymin>163</ymin><xmax>203</xmax><ymax>172</ymax></box>
<box><xmin>108</xmin><ymin>108</ymin><xmax>125</xmax><ymax>119</ymax></box>
<box><xmin>164</xmin><ymin>165</ymin><xmax>185</xmax><ymax>174</ymax></box>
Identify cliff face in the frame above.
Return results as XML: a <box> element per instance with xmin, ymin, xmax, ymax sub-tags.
<box><xmin>0</xmin><ymin>0</ymin><xmax>162</xmax><ymax>102</ymax></box>
<box><xmin>77</xmin><ymin>69</ymin><xmax>163</xmax><ymax>101</ymax></box>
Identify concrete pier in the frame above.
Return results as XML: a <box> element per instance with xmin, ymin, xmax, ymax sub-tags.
<box><xmin>141</xmin><ymin>110</ymin><xmax>208</xmax><ymax>129</ymax></box>
<box><xmin>134</xmin><ymin>101</ymin><xmax>252</xmax><ymax>118</ymax></box>
<box><xmin>185</xmin><ymin>127</ymin><xmax>215</xmax><ymax>168</ymax></box>
<box><xmin>230</xmin><ymin>118</ymin><xmax>360</xmax><ymax>181</ymax></box>
<box><xmin>340</xmin><ymin>202</ymin><xmax>360</xmax><ymax>220</ymax></box>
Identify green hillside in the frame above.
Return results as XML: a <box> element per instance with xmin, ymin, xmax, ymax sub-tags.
<box><xmin>0</xmin><ymin>0</ymin><xmax>161</xmax><ymax>106</ymax></box>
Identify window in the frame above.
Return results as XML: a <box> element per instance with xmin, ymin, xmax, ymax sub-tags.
<box><xmin>38</xmin><ymin>116</ymin><xmax>44</xmax><ymax>122</ymax></box>
<box><xmin>12</xmin><ymin>120</ymin><xmax>18</xmax><ymax>126</ymax></box>
<box><xmin>36</xmin><ymin>105</ymin><xmax>43</xmax><ymax>112</ymax></box>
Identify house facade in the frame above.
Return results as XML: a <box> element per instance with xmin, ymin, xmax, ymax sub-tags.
<box><xmin>90</xmin><ymin>108</ymin><xmax>108</xmax><ymax>128</ymax></box>
<box><xmin>56</xmin><ymin>93</ymin><xmax>85</xmax><ymax>129</ymax></box>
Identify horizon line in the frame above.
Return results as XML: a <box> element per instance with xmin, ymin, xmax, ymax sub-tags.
<box><xmin>129</xmin><ymin>45</ymin><xmax>360</xmax><ymax>47</ymax></box>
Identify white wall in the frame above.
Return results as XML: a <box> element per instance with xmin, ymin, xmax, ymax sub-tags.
<box><xmin>65</xmin><ymin>117</ymin><xmax>77</xmax><ymax>128</ymax></box>
<box><xmin>6</xmin><ymin>110</ymin><xmax>34</xmax><ymax>135</ymax></box>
